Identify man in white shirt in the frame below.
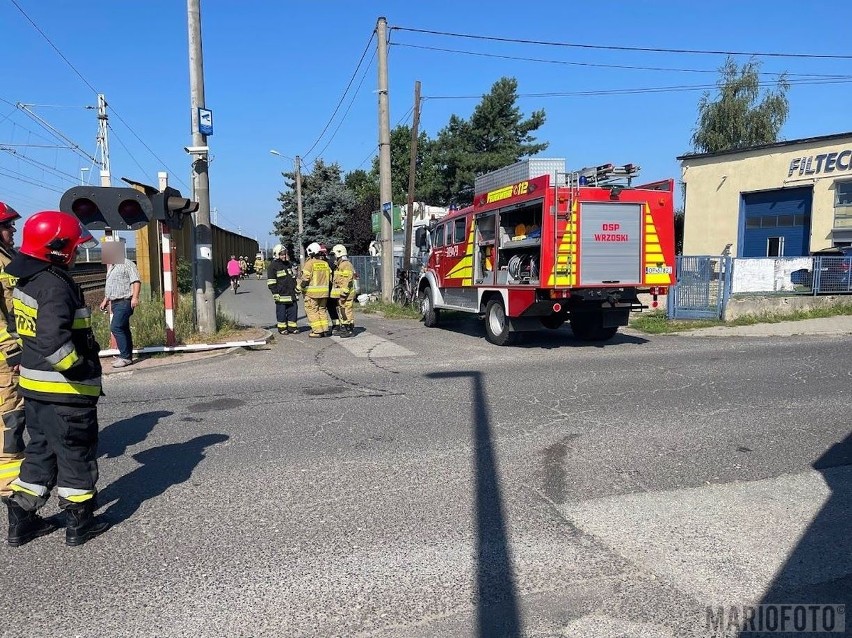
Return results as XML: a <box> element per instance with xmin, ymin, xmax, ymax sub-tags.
<box><xmin>99</xmin><ymin>246</ymin><xmax>141</xmax><ymax>368</ymax></box>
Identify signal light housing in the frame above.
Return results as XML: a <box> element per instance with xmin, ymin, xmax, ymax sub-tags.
<box><xmin>60</xmin><ymin>184</ymin><xmax>198</xmax><ymax>231</ymax></box>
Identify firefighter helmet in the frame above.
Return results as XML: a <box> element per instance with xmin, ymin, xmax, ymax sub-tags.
<box><xmin>331</xmin><ymin>244</ymin><xmax>347</xmax><ymax>258</ymax></box>
<box><xmin>0</xmin><ymin>202</ymin><xmax>21</xmax><ymax>225</ymax></box>
<box><xmin>306</xmin><ymin>242</ymin><xmax>322</xmax><ymax>257</ymax></box>
<box><xmin>19</xmin><ymin>211</ymin><xmax>97</xmax><ymax>267</ymax></box>
<box><xmin>272</xmin><ymin>243</ymin><xmax>286</xmax><ymax>258</ymax></box>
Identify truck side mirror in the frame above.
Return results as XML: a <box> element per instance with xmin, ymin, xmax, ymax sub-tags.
<box><xmin>415</xmin><ymin>227</ymin><xmax>427</xmax><ymax>250</ymax></box>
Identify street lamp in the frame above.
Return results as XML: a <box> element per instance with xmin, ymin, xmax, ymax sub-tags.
<box><xmin>79</xmin><ymin>167</ymin><xmax>90</xmax><ymax>185</ymax></box>
<box><xmin>270</xmin><ymin>149</ymin><xmax>304</xmax><ymax>265</ymax></box>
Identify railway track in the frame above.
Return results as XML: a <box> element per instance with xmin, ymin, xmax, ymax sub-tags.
<box><xmin>72</xmin><ymin>262</ymin><xmax>107</xmax><ymax>292</ymax></box>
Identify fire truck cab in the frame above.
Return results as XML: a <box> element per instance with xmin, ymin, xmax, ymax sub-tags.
<box><xmin>416</xmin><ymin>159</ymin><xmax>676</xmax><ymax>345</ymax></box>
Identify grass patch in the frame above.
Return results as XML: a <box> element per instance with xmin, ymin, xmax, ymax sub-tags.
<box><xmin>630</xmin><ymin>301</ymin><xmax>852</xmax><ymax>334</ymax></box>
<box><xmin>92</xmin><ymin>293</ymin><xmax>244</xmax><ymax>348</ymax></box>
<box><xmin>359</xmin><ymin>300</ymin><xmax>422</xmax><ymax>320</ymax></box>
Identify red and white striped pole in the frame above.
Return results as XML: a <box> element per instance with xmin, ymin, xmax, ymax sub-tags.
<box><xmin>160</xmin><ymin>221</ymin><xmax>177</xmax><ymax>347</ymax></box>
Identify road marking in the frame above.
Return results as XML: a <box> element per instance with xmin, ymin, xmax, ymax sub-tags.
<box><xmin>331</xmin><ymin>332</ymin><xmax>414</xmax><ymax>358</ymax></box>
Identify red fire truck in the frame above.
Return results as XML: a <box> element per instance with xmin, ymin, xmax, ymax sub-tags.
<box><xmin>414</xmin><ymin>160</ymin><xmax>676</xmax><ymax>345</ymax></box>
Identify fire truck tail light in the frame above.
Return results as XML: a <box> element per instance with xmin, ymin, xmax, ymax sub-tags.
<box><xmin>552</xmin><ymin>303</ymin><xmax>562</xmax><ymax>313</ymax></box>
<box><xmin>548</xmin><ymin>289</ymin><xmax>571</xmax><ymax>299</ymax></box>
<box><xmin>649</xmin><ymin>286</ymin><xmax>669</xmax><ymax>296</ymax></box>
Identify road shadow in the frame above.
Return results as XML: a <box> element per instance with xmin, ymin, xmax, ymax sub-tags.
<box><xmin>97</xmin><ymin>433</ymin><xmax>229</xmax><ymax>523</ymax></box>
<box><xmin>99</xmin><ymin>410</ymin><xmax>173</xmax><ymax>459</ymax></box>
<box><xmin>432</xmin><ymin>315</ymin><xmax>649</xmax><ymax>350</ymax></box>
<box><xmin>739</xmin><ymin>432</ymin><xmax>852</xmax><ymax>636</ymax></box>
<box><xmin>426</xmin><ymin>370</ymin><xmax>522</xmax><ymax>637</ymax></box>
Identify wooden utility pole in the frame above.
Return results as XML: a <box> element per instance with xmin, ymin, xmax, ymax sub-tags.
<box><xmin>376</xmin><ymin>16</ymin><xmax>393</xmax><ymax>301</ymax></box>
<box><xmin>402</xmin><ymin>80</ymin><xmax>422</xmax><ymax>270</ymax></box>
<box><xmin>187</xmin><ymin>0</ymin><xmax>216</xmax><ymax>333</ymax></box>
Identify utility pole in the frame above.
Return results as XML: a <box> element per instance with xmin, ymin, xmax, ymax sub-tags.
<box><xmin>295</xmin><ymin>155</ymin><xmax>304</xmax><ymax>265</ymax></box>
<box><xmin>403</xmin><ymin>80</ymin><xmax>421</xmax><ymax>270</ymax></box>
<box><xmin>187</xmin><ymin>0</ymin><xmax>216</xmax><ymax>333</ymax></box>
<box><xmin>377</xmin><ymin>16</ymin><xmax>393</xmax><ymax>301</ymax></box>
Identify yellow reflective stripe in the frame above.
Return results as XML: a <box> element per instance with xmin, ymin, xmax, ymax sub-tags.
<box><xmin>305</xmin><ymin>285</ymin><xmax>327</xmax><ymax>294</ymax></box>
<box><xmin>0</xmin><ymin>459</ymin><xmax>22</xmax><ymax>480</ymax></box>
<box><xmin>71</xmin><ymin>317</ymin><xmax>91</xmax><ymax>329</ymax></box>
<box><xmin>267</xmin><ymin>279</ymin><xmax>277</xmax><ymax>285</ymax></box>
<box><xmin>276</xmin><ymin>270</ymin><xmax>288</xmax><ymax>277</ymax></box>
<box><xmin>57</xmin><ymin>487</ymin><xmax>95</xmax><ymax>502</ymax></box>
<box><xmin>9</xmin><ymin>483</ymin><xmax>40</xmax><ymax>497</ymax></box>
<box><xmin>20</xmin><ymin>377</ymin><xmax>101</xmax><ymax>397</ymax></box>
<box><xmin>63</xmin><ymin>493</ymin><xmax>94</xmax><ymax>503</ymax></box>
<box><xmin>53</xmin><ymin>349</ymin><xmax>80</xmax><ymax>372</ymax></box>
<box><xmin>46</xmin><ymin>341</ymin><xmax>75</xmax><ymax>367</ymax></box>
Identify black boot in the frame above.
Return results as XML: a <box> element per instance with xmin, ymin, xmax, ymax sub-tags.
<box><xmin>340</xmin><ymin>325</ymin><xmax>352</xmax><ymax>338</ymax></box>
<box><xmin>5</xmin><ymin>498</ymin><xmax>58</xmax><ymax>547</ymax></box>
<box><xmin>65</xmin><ymin>502</ymin><xmax>110</xmax><ymax>547</ymax></box>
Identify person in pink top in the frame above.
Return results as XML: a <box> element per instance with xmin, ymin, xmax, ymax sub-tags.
<box><xmin>226</xmin><ymin>255</ymin><xmax>241</xmax><ymax>293</ymax></box>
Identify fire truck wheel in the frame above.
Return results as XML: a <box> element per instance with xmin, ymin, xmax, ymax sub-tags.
<box><xmin>420</xmin><ymin>286</ymin><xmax>440</xmax><ymax>327</ymax></box>
<box><xmin>570</xmin><ymin>314</ymin><xmax>618</xmax><ymax>341</ymax></box>
<box><xmin>484</xmin><ymin>298</ymin><xmax>517</xmax><ymax>346</ymax></box>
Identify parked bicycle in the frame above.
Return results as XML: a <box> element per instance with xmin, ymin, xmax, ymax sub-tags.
<box><xmin>392</xmin><ymin>269</ymin><xmax>418</xmax><ymax>307</ymax></box>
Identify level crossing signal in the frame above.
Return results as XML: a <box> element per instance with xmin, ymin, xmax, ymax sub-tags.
<box><xmin>60</xmin><ymin>184</ymin><xmax>199</xmax><ymax>231</ymax></box>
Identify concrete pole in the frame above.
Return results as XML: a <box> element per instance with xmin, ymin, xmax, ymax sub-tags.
<box><xmin>403</xmin><ymin>80</ymin><xmax>421</xmax><ymax>270</ymax></box>
<box><xmin>295</xmin><ymin>155</ymin><xmax>305</xmax><ymax>266</ymax></box>
<box><xmin>377</xmin><ymin>16</ymin><xmax>393</xmax><ymax>301</ymax></box>
<box><xmin>187</xmin><ymin>0</ymin><xmax>216</xmax><ymax>334</ymax></box>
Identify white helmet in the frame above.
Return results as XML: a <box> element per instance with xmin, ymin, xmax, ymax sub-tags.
<box><xmin>331</xmin><ymin>244</ymin><xmax>347</xmax><ymax>258</ymax></box>
<box><xmin>272</xmin><ymin>244</ymin><xmax>285</xmax><ymax>258</ymax></box>
<box><xmin>306</xmin><ymin>242</ymin><xmax>322</xmax><ymax>257</ymax></box>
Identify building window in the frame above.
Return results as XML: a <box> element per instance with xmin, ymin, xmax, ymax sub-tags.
<box><xmin>835</xmin><ymin>181</ymin><xmax>852</xmax><ymax>229</ymax></box>
<box><xmin>767</xmin><ymin>236</ymin><xmax>784</xmax><ymax>257</ymax></box>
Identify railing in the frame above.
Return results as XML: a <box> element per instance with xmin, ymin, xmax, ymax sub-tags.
<box><xmin>733</xmin><ymin>256</ymin><xmax>852</xmax><ymax>295</ymax></box>
<box><xmin>348</xmin><ymin>255</ymin><xmax>423</xmax><ymax>296</ymax></box>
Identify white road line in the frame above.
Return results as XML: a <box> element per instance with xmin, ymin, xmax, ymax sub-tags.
<box><xmin>331</xmin><ymin>332</ymin><xmax>415</xmax><ymax>358</ymax></box>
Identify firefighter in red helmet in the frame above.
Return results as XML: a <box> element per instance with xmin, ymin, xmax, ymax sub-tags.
<box><xmin>4</xmin><ymin>211</ymin><xmax>110</xmax><ymax>546</ymax></box>
<box><xmin>0</xmin><ymin>202</ymin><xmax>25</xmax><ymax>500</ymax></box>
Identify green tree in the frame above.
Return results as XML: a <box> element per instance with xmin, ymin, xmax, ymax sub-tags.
<box><xmin>343</xmin><ymin>169</ymin><xmax>377</xmax><ymax>254</ymax></box>
<box><xmin>432</xmin><ymin>77</ymin><xmax>548</xmax><ymax>206</ymax></box>
<box><xmin>273</xmin><ymin>159</ymin><xmax>361</xmax><ymax>252</ymax></box>
<box><xmin>692</xmin><ymin>57</ymin><xmax>789</xmax><ymax>154</ymax></box>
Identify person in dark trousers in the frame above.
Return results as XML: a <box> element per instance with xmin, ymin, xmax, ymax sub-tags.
<box><xmin>4</xmin><ymin>211</ymin><xmax>110</xmax><ymax>547</ymax></box>
<box><xmin>267</xmin><ymin>244</ymin><xmax>299</xmax><ymax>334</ymax></box>
<box><xmin>99</xmin><ymin>243</ymin><xmax>140</xmax><ymax>368</ymax></box>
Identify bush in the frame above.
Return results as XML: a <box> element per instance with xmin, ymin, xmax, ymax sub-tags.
<box><xmin>176</xmin><ymin>258</ymin><xmax>193</xmax><ymax>294</ymax></box>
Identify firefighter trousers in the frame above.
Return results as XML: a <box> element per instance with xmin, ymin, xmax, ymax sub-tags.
<box><xmin>0</xmin><ymin>364</ymin><xmax>25</xmax><ymax>497</ymax></box>
<box><xmin>337</xmin><ymin>297</ymin><xmax>355</xmax><ymax>329</ymax></box>
<box><xmin>9</xmin><ymin>399</ymin><xmax>99</xmax><ymax>511</ymax></box>
<box><xmin>304</xmin><ymin>297</ymin><xmax>329</xmax><ymax>335</ymax></box>
<box><xmin>275</xmin><ymin>302</ymin><xmax>298</xmax><ymax>332</ymax></box>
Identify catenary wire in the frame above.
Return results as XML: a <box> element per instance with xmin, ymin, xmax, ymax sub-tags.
<box><xmin>302</xmin><ymin>30</ymin><xmax>377</xmax><ymax>160</ymax></box>
<box><xmin>107</xmin><ymin>124</ymin><xmax>154</xmax><ymax>183</ymax></box>
<box><xmin>390</xmin><ymin>25</ymin><xmax>852</xmax><ymax>60</ymax></box>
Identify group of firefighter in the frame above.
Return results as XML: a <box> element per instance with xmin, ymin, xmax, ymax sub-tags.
<box><xmin>266</xmin><ymin>241</ymin><xmax>357</xmax><ymax>338</ymax></box>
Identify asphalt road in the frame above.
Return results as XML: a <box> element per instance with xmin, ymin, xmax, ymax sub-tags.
<box><xmin>2</xmin><ymin>278</ymin><xmax>850</xmax><ymax>638</ymax></box>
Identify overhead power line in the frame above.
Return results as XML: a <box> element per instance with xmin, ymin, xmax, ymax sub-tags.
<box><xmin>302</xmin><ymin>30</ymin><xmax>377</xmax><ymax>160</ymax></box>
<box><xmin>312</xmin><ymin>49</ymin><xmax>377</xmax><ymax>161</ymax></box>
<box><xmin>391</xmin><ymin>42</ymin><xmax>852</xmax><ymax>79</ymax></box>
<box><xmin>390</xmin><ymin>26</ymin><xmax>852</xmax><ymax>60</ymax></box>
<box><xmin>424</xmin><ymin>77</ymin><xmax>852</xmax><ymax>101</ymax></box>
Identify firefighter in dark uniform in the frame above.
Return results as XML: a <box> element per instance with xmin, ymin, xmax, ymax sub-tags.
<box><xmin>267</xmin><ymin>244</ymin><xmax>299</xmax><ymax>334</ymax></box>
<box><xmin>4</xmin><ymin>211</ymin><xmax>109</xmax><ymax>547</ymax></box>
<box><xmin>321</xmin><ymin>244</ymin><xmax>342</xmax><ymax>334</ymax></box>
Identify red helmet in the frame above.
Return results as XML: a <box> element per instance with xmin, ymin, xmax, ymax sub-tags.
<box><xmin>0</xmin><ymin>202</ymin><xmax>21</xmax><ymax>225</ymax></box>
<box><xmin>20</xmin><ymin>211</ymin><xmax>97</xmax><ymax>266</ymax></box>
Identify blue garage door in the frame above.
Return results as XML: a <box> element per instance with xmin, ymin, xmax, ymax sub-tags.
<box><xmin>741</xmin><ymin>187</ymin><xmax>812</xmax><ymax>257</ymax></box>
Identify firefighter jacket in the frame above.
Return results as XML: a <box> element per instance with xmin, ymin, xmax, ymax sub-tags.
<box><xmin>0</xmin><ymin>244</ymin><xmax>21</xmax><ymax>368</ymax></box>
<box><xmin>299</xmin><ymin>257</ymin><xmax>331</xmax><ymax>299</ymax></box>
<box><xmin>267</xmin><ymin>258</ymin><xmax>297</xmax><ymax>304</ymax></box>
<box><xmin>6</xmin><ymin>254</ymin><xmax>102</xmax><ymax>405</ymax></box>
<box><xmin>330</xmin><ymin>258</ymin><xmax>356</xmax><ymax>300</ymax></box>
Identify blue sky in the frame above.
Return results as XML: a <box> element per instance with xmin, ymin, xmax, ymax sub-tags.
<box><xmin>2</xmin><ymin>0</ymin><xmax>850</xmax><ymax>247</ymax></box>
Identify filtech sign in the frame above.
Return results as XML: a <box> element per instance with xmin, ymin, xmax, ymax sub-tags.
<box><xmin>788</xmin><ymin>149</ymin><xmax>852</xmax><ymax>177</ymax></box>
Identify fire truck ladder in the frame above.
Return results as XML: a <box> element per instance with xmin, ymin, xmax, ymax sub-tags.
<box><xmin>573</xmin><ymin>163</ymin><xmax>641</xmax><ymax>187</ymax></box>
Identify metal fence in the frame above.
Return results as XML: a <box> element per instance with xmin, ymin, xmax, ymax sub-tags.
<box><xmin>667</xmin><ymin>255</ymin><xmax>732</xmax><ymax>320</ymax></box>
<box><xmin>732</xmin><ymin>256</ymin><xmax>852</xmax><ymax>295</ymax></box>
<box><xmin>349</xmin><ymin>255</ymin><xmax>423</xmax><ymax>296</ymax></box>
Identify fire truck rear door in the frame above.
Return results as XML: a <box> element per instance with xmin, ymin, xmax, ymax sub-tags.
<box><xmin>578</xmin><ymin>202</ymin><xmax>643</xmax><ymax>286</ymax></box>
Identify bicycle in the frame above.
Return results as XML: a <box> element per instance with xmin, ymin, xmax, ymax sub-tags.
<box><xmin>392</xmin><ymin>269</ymin><xmax>417</xmax><ymax>307</ymax></box>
